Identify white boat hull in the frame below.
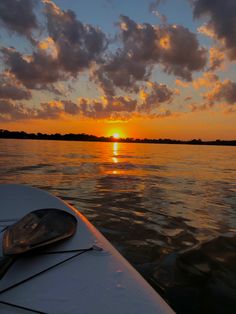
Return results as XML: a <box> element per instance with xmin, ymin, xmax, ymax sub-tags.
<box><xmin>0</xmin><ymin>184</ymin><xmax>174</xmax><ymax>314</ymax></box>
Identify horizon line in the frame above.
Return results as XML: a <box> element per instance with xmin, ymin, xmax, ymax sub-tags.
<box><xmin>0</xmin><ymin>129</ymin><xmax>236</xmax><ymax>146</ymax></box>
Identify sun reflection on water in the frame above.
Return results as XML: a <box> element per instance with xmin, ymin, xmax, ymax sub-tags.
<box><xmin>112</xmin><ymin>157</ymin><xmax>118</xmax><ymax>163</ymax></box>
<box><xmin>113</xmin><ymin>142</ymin><xmax>119</xmax><ymax>156</ymax></box>
<box><xmin>112</xmin><ymin>142</ymin><xmax>119</xmax><ymax>164</ymax></box>
<box><xmin>111</xmin><ymin>142</ymin><xmax>120</xmax><ymax>172</ymax></box>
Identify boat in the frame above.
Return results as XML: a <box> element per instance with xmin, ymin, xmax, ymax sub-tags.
<box><xmin>0</xmin><ymin>184</ymin><xmax>174</xmax><ymax>314</ymax></box>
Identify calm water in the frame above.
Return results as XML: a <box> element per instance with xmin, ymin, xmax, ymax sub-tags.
<box><xmin>0</xmin><ymin>139</ymin><xmax>236</xmax><ymax>312</ymax></box>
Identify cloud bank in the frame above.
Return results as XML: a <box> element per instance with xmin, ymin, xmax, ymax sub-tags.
<box><xmin>0</xmin><ymin>81</ymin><xmax>176</xmax><ymax>121</ymax></box>
<box><xmin>94</xmin><ymin>15</ymin><xmax>207</xmax><ymax>95</ymax></box>
<box><xmin>0</xmin><ymin>0</ymin><xmax>235</xmax><ymax>123</ymax></box>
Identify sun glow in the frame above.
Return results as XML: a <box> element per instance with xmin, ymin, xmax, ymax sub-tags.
<box><xmin>112</xmin><ymin>133</ymin><xmax>120</xmax><ymax>139</ymax></box>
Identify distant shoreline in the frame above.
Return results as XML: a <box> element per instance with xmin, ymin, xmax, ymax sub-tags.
<box><xmin>0</xmin><ymin>129</ymin><xmax>235</xmax><ymax>146</ymax></box>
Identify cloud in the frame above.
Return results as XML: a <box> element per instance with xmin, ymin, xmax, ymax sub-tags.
<box><xmin>204</xmin><ymin>80</ymin><xmax>236</xmax><ymax>105</ymax></box>
<box><xmin>0</xmin><ymin>99</ymin><xmax>68</xmax><ymax>121</ymax></box>
<box><xmin>76</xmin><ymin>81</ymin><xmax>175</xmax><ymax>119</ymax></box>
<box><xmin>149</xmin><ymin>0</ymin><xmax>167</xmax><ymax>23</ymax></box>
<box><xmin>62</xmin><ymin>100</ymin><xmax>80</xmax><ymax>115</ymax></box>
<box><xmin>37</xmin><ymin>37</ymin><xmax>58</xmax><ymax>59</ymax></box>
<box><xmin>193</xmin><ymin>0</ymin><xmax>236</xmax><ymax>60</ymax></box>
<box><xmin>0</xmin><ymin>0</ymin><xmax>38</xmax><ymax>39</ymax></box>
<box><xmin>94</xmin><ymin>16</ymin><xmax>207</xmax><ymax>95</ymax></box>
<box><xmin>175</xmin><ymin>79</ymin><xmax>190</xmax><ymax>88</ymax></box>
<box><xmin>0</xmin><ymin>80</ymin><xmax>176</xmax><ymax>121</ymax></box>
<box><xmin>0</xmin><ymin>46</ymin><xmax>64</xmax><ymax>91</ymax></box>
<box><xmin>0</xmin><ymin>99</ymin><xmax>33</xmax><ymax>121</ymax></box>
<box><xmin>138</xmin><ymin>82</ymin><xmax>174</xmax><ymax>113</ymax></box>
<box><xmin>0</xmin><ymin>1</ymin><xmax>108</xmax><ymax>92</ymax></box>
<box><xmin>78</xmin><ymin>95</ymin><xmax>138</xmax><ymax>120</ymax></box>
<box><xmin>192</xmin><ymin>72</ymin><xmax>219</xmax><ymax>90</ymax></box>
<box><xmin>0</xmin><ymin>1</ymin><xmax>207</xmax><ymax>99</ymax></box>
<box><xmin>35</xmin><ymin>101</ymin><xmax>63</xmax><ymax>119</ymax></box>
<box><xmin>152</xmin><ymin>109</ymin><xmax>172</xmax><ymax>118</ymax></box>
<box><xmin>43</xmin><ymin>0</ymin><xmax>108</xmax><ymax>75</ymax></box>
<box><xmin>77</xmin><ymin>81</ymin><xmax>175</xmax><ymax>119</ymax></box>
<box><xmin>188</xmin><ymin>77</ymin><xmax>236</xmax><ymax>111</ymax></box>
<box><xmin>208</xmin><ymin>47</ymin><xmax>225</xmax><ymax>71</ymax></box>
<box><xmin>159</xmin><ymin>24</ymin><xmax>207</xmax><ymax>80</ymax></box>
<box><xmin>197</xmin><ymin>23</ymin><xmax>216</xmax><ymax>40</ymax></box>
<box><xmin>1</xmin><ymin>96</ymin><xmax>136</xmax><ymax>121</ymax></box>
<box><xmin>93</xmin><ymin>53</ymin><xmax>151</xmax><ymax>96</ymax></box>
<box><xmin>0</xmin><ymin>99</ymin><xmax>16</xmax><ymax>114</ymax></box>
<box><xmin>0</xmin><ymin>72</ymin><xmax>31</xmax><ymax>100</ymax></box>
<box><xmin>189</xmin><ymin>102</ymin><xmax>213</xmax><ymax>112</ymax></box>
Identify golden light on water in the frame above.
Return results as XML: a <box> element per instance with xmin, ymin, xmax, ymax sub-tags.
<box><xmin>112</xmin><ymin>157</ymin><xmax>118</xmax><ymax>163</ymax></box>
<box><xmin>113</xmin><ymin>142</ymin><xmax>119</xmax><ymax>155</ymax></box>
<box><xmin>112</xmin><ymin>142</ymin><xmax>119</xmax><ymax>163</ymax></box>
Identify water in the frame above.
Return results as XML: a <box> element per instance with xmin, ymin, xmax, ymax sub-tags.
<box><xmin>0</xmin><ymin>139</ymin><xmax>236</xmax><ymax>313</ymax></box>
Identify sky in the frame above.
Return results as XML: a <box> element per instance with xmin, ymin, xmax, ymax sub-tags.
<box><xmin>0</xmin><ymin>0</ymin><xmax>236</xmax><ymax>140</ymax></box>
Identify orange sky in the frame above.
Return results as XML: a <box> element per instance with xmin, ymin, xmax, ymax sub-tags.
<box><xmin>1</xmin><ymin>0</ymin><xmax>236</xmax><ymax>140</ymax></box>
<box><xmin>4</xmin><ymin>109</ymin><xmax>236</xmax><ymax>140</ymax></box>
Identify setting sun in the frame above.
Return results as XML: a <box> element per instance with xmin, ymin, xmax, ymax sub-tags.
<box><xmin>113</xmin><ymin>133</ymin><xmax>120</xmax><ymax>139</ymax></box>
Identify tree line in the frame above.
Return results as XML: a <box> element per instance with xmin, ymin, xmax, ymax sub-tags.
<box><xmin>0</xmin><ymin>129</ymin><xmax>235</xmax><ymax>146</ymax></box>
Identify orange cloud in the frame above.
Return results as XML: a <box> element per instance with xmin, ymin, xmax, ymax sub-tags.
<box><xmin>175</xmin><ymin>79</ymin><xmax>189</xmax><ymax>88</ymax></box>
<box><xmin>192</xmin><ymin>72</ymin><xmax>219</xmax><ymax>90</ymax></box>
<box><xmin>204</xmin><ymin>79</ymin><xmax>236</xmax><ymax>105</ymax></box>
<box><xmin>159</xmin><ymin>35</ymin><xmax>171</xmax><ymax>49</ymax></box>
<box><xmin>209</xmin><ymin>47</ymin><xmax>225</xmax><ymax>71</ymax></box>
<box><xmin>197</xmin><ymin>23</ymin><xmax>217</xmax><ymax>40</ymax></box>
<box><xmin>38</xmin><ymin>37</ymin><xmax>58</xmax><ymax>59</ymax></box>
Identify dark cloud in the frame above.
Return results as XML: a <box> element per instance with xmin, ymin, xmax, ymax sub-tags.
<box><xmin>43</xmin><ymin>0</ymin><xmax>108</xmax><ymax>75</ymax></box>
<box><xmin>0</xmin><ymin>0</ymin><xmax>38</xmax><ymax>39</ymax></box>
<box><xmin>0</xmin><ymin>99</ymin><xmax>64</xmax><ymax>121</ymax></box>
<box><xmin>193</xmin><ymin>0</ymin><xmax>236</xmax><ymax>59</ymax></box>
<box><xmin>93</xmin><ymin>15</ymin><xmax>159</xmax><ymax>95</ymax></box>
<box><xmin>61</xmin><ymin>100</ymin><xmax>79</xmax><ymax>115</ymax></box>
<box><xmin>160</xmin><ymin>24</ymin><xmax>207</xmax><ymax>80</ymax></box>
<box><xmin>0</xmin><ymin>47</ymin><xmax>64</xmax><ymax>91</ymax></box>
<box><xmin>0</xmin><ymin>1</ymin><xmax>108</xmax><ymax>92</ymax></box>
<box><xmin>0</xmin><ymin>99</ymin><xmax>15</xmax><ymax>114</ymax></box>
<box><xmin>94</xmin><ymin>54</ymin><xmax>151</xmax><ymax>96</ymax></box>
<box><xmin>78</xmin><ymin>95</ymin><xmax>138</xmax><ymax>120</ymax></box>
<box><xmin>94</xmin><ymin>16</ymin><xmax>207</xmax><ymax>95</ymax></box>
<box><xmin>0</xmin><ymin>72</ymin><xmax>31</xmax><ymax>100</ymax></box>
<box><xmin>139</xmin><ymin>82</ymin><xmax>174</xmax><ymax>113</ymax></box>
<box><xmin>35</xmin><ymin>101</ymin><xmax>62</xmax><ymax>119</ymax></box>
<box><xmin>0</xmin><ymin>99</ymin><xmax>33</xmax><ymax>121</ymax></box>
